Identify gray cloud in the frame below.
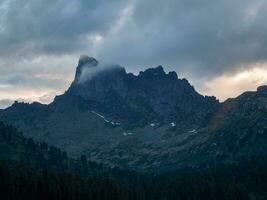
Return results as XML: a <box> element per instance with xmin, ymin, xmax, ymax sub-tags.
<box><xmin>96</xmin><ymin>0</ymin><xmax>267</xmax><ymax>77</ymax></box>
<box><xmin>0</xmin><ymin>0</ymin><xmax>129</xmax><ymax>57</ymax></box>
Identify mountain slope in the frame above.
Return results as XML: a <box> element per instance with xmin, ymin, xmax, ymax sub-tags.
<box><xmin>199</xmin><ymin>86</ymin><xmax>267</xmax><ymax>164</ymax></box>
<box><xmin>1</xmin><ymin>56</ymin><xmax>267</xmax><ymax>172</ymax></box>
<box><xmin>0</xmin><ymin>121</ymin><xmax>113</xmax><ymax>175</ymax></box>
<box><xmin>1</xmin><ymin>117</ymin><xmax>267</xmax><ymax>199</ymax></box>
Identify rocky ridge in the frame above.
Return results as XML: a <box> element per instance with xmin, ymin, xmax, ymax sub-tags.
<box><xmin>1</xmin><ymin>56</ymin><xmax>267</xmax><ymax>172</ymax></box>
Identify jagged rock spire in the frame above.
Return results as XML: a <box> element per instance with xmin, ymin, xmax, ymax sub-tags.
<box><xmin>78</xmin><ymin>55</ymin><xmax>98</xmax><ymax>67</ymax></box>
<box><xmin>74</xmin><ymin>55</ymin><xmax>98</xmax><ymax>82</ymax></box>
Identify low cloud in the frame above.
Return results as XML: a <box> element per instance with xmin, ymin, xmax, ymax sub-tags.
<box><xmin>78</xmin><ymin>63</ymin><xmax>121</xmax><ymax>84</ymax></box>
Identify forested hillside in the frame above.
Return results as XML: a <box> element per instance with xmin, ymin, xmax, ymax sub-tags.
<box><xmin>1</xmin><ymin>122</ymin><xmax>267</xmax><ymax>199</ymax></box>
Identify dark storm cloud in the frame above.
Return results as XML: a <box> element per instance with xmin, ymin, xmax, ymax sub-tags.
<box><xmin>0</xmin><ymin>0</ymin><xmax>128</xmax><ymax>57</ymax></box>
<box><xmin>1</xmin><ymin>0</ymin><xmax>267</xmax><ymax>75</ymax></box>
<box><xmin>96</xmin><ymin>0</ymin><xmax>267</xmax><ymax>76</ymax></box>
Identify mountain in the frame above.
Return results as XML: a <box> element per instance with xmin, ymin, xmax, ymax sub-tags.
<box><xmin>53</xmin><ymin>55</ymin><xmax>219</xmax><ymax>127</ymax></box>
<box><xmin>1</xmin><ymin>55</ymin><xmax>267</xmax><ymax>172</ymax></box>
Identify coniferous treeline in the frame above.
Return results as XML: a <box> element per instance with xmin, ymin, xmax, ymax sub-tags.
<box><xmin>0</xmin><ymin>121</ymin><xmax>128</xmax><ymax>177</ymax></box>
<box><xmin>0</xmin><ymin>161</ymin><xmax>128</xmax><ymax>200</ymax></box>
<box><xmin>1</xmin><ymin>121</ymin><xmax>267</xmax><ymax>199</ymax></box>
<box><xmin>2</xmin><ymin>158</ymin><xmax>267</xmax><ymax>200</ymax></box>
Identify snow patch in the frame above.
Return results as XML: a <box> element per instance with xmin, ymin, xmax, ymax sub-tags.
<box><xmin>91</xmin><ymin>111</ymin><xmax>120</xmax><ymax>125</ymax></box>
<box><xmin>171</xmin><ymin>122</ymin><xmax>176</xmax><ymax>127</ymax></box>
<box><xmin>91</xmin><ymin>111</ymin><xmax>109</xmax><ymax>122</ymax></box>
<box><xmin>150</xmin><ymin>123</ymin><xmax>159</xmax><ymax>127</ymax></box>
<box><xmin>188</xmin><ymin>129</ymin><xmax>197</xmax><ymax>134</ymax></box>
<box><xmin>122</xmin><ymin>132</ymin><xmax>133</xmax><ymax>136</ymax></box>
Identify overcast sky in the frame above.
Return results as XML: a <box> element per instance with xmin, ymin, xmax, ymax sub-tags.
<box><xmin>1</xmin><ymin>0</ymin><xmax>267</xmax><ymax>108</ymax></box>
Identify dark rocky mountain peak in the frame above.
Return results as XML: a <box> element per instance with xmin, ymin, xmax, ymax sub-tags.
<box><xmin>139</xmin><ymin>65</ymin><xmax>165</xmax><ymax>77</ymax></box>
<box><xmin>78</xmin><ymin>55</ymin><xmax>98</xmax><ymax>67</ymax></box>
<box><xmin>74</xmin><ymin>55</ymin><xmax>99</xmax><ymax>82</ymax></box>
<box><xmin>55</xmin><ymin>56</ymin><xmax>219</xmax><ymax>126</ymax></box>
<box><xmin>2</xmin><ymin>55</ymin><xmax>267</xmax><ymax>172</ymax></box>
